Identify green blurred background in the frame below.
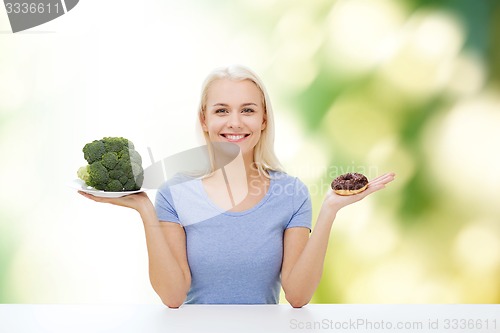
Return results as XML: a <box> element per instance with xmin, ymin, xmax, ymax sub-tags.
<box><xmin>0</xmin><ymin>0</ymin><xmax>499</xmax><ymax>304</ymax></box>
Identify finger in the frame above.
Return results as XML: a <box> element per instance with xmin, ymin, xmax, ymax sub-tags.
<box><xmin>368</xmin><ymin>177</ymin><xmax>386</xmax><ymax>187</ymax></box>
<box><xmin>369</xmin><ymin>172</ymin><xmax>395</xmax><ymax>184</ymax></box>
<box><xmin>78</xmin><ymin>191</ymin><xmax>94</xmax><ymax>199</ymax></box>
<box><xmin>368</xmin><ymin>173</ymin><xmax>395</xmax><ymax>186</ymax></box>
<box><xmin>359</xmin><ymin>184</ymin><xmax>386</xmax><ymax>198</ymax></box>
<box><xmin>369</xmin><ymin>177</ymin><xmax>391</xmax><ymax>188</ymax></box>
<box><xmin>368</xmin><ymin>173</ymin><xmax>389</xmax><ymax>184</ymax></box>
<box><xmin>78</xmin><ymin>191</ymin><xmax>110</xmax><ymax>204</ymax></box>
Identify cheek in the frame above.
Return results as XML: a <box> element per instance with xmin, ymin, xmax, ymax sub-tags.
<box><xmin>204</xmin><ymin>118</ymin><xmax>223</xmax><ymax>134</ymax></box>
<box><xmin>254</xmin><ymin>117</ymin><xmax>266</xmax><ymax>131</ymax></box>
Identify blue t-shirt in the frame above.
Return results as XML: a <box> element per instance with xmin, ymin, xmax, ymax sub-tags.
<box><xmin>154</xmin><ymin>170</ymin><xmax>312</xmax><ymax>304</ymax></box>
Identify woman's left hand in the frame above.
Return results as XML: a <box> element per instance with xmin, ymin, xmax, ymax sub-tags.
<box><xmin>322</xmin><ymin>172</ymin><xmax>396</xmax><ymax>214</ymax></box>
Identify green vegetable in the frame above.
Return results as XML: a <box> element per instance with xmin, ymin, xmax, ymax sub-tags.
<box><xmin>77</xmin><ymin>137</ymin><xmax>144</xmax><ymax>191</ymax></box>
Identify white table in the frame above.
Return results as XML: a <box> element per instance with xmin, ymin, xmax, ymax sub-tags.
<box><xmin>1</xmin><ymin>304</ymin><xmax>499</xmax><ymax>333</ymax></box>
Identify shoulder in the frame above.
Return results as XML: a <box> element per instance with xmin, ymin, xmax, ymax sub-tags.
<box><xmin>158</xmin><ymin>173</ymin><xmax>197</xmax><ymax>192</ymax></box>
<box><xmin>268</xmin><ymin>170</ymin><xmax>309</xmax><ymax>197</ymax></box>
<box><xmin>268</xmin><ymin>170</ymin><xmax>294</xmax><ymax>182</ymax></box>
<box><xmin>155</xmin><ymin>173</ymin><xmax>205</xmax><ymax>224</ymax></box>
<box><xmin>156</xmin><ymin>173</ymin><xmax>200</xmax><ymax>205</ymax></box>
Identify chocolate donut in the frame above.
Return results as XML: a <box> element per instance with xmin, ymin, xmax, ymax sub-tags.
<box><xmin>331</xmin><ymin>173</ymin><xmax>369</xmax><ymax>196</ymax></box>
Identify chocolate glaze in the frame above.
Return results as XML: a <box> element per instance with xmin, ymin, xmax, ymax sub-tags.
<box><xmin>331</xmin><ymin>173</ymin><xmax>368</xmax><ymax>191</ymax></box>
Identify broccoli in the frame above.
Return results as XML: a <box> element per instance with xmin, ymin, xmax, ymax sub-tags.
<box><xmin>77</xmin><ymin>137</ymin><xmax>144</xmax><ymax>191</ymax></box>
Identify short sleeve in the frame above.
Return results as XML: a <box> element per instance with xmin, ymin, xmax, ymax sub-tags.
<box><xmin>155</xmin><ymin>182</ymin><xmax>181</xmax><ymax>224</ymax></box>
<box><xmin>285</xmin><ymin>178</ymin><xmax>312</xmax><ymax>231</ymax></box>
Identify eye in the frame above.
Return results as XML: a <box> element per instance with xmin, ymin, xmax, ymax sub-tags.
<box><xmin>215</xmin><ymin>108</ymin><xmax>228</xmax><ymax>114</ymax></box>
<box><xmin>242</xmin><ymin>108</ymin><xmax>255</xmax><ymax>113</ymax></box>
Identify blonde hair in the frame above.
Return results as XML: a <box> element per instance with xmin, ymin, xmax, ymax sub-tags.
<box><xmin>198</xmin><ymin>65</ymin><xmax>283</xmax><ymax>178</ymax></box>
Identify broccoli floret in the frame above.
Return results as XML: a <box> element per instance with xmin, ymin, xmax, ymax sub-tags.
<box><xmin>109</xmin><ymin>168</ymin><xmax>125</xmax><ymax>180</ymax></box>
<box><xmin>77</xmin><ymin>166</ymin><xmax>90</xmax><ymax>183</ymax></box>
<box><xmin>83</xmin><ymin>140</ymin><xmax>106</xmax><ymax>164</ymax></box>
<box><xmin>124</xmin><ymin>178</ymin><xmax>139</xmax><ymax>191</ymax></box>
<box><xmin>88</xmin><ymin>161</ymin><xmax>109</xmax><ymax>187</ymax></box>
<box><xmin>105</xmin><ymin>180</ymin><xmax>123</xmax><ymax>192</ymax></box>
<box><xmin>77</xmin><ymin>137</ymin><xmax>144</xmax><ymax>191</ymax></box>
<box><xmin>129</xmin><ymin>150</ymin><xmax>142</xmax><ymax>165</ymax></box>
<box><xmin>130</xmin><ymin>162</ymin><xmax>143</xmax><ymax>179</ymax></box>
<box><xmin>103</xmin><ymin>137</ymin><xmax>129</xmax><ymax>153</ymax></box>
<box><xmin>101</xmin><ymin>152</ymin><xmax>119</xmax><ymax>169</ymax></box>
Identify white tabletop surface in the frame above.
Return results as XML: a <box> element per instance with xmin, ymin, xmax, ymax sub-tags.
<box><xmin>1</xmin><ymin>304</ymin><xmax>499</xmax><ymax>333</ymax></box>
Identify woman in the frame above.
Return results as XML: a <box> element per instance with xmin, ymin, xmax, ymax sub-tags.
<box><xmin>79</xmin><ymin>65</ymin><xmax>395</xmax><ymax>308</ymax></box>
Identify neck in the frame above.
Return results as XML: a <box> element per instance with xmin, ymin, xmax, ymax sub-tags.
<box><xmin>242</xmin><ymin>152</ymin><xmax>262</xmax><ymax>180</ymax></box>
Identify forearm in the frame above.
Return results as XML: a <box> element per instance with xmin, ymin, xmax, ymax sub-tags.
<box><xmin>283</xmin><ymin>173</ymin><xmax>396</xmax><ymax>307</ymax></box>
<box><xmin>139</xmin><ymin>204</ymin><xmax>189</xmax><ymax>306</ymax></box>
<box><xmin>283</xmin><ymin>207</ymin><xmax>337</xmax><ymax>307</ymax></box>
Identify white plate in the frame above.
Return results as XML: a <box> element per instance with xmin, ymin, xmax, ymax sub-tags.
<box><xmin>69</xmin><ymin>179</ymin><xmax>144</xmax><ymax>198</ymax></box>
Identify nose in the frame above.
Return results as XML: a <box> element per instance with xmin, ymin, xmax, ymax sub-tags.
<box><xmin>227</xmin><ymin>111</ymin><xmax>243</xmax><ymax>129</ymax></box>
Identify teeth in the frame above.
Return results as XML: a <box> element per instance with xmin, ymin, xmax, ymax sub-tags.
<box><xmin>226</xmin><ymin>134</ymin><xmax>246</xmax><ymax>140</ymax></box>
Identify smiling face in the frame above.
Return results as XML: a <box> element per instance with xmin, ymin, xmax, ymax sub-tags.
<box><xmin>201</xmin><ymin>78</ymin><xmax>267</xmax><ymax>160</ymax></box>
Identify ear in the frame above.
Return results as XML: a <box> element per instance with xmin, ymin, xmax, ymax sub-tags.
<box><xmin>199</xmin><ymin>111</ymin><xmax>208</xmax><ymax>132</ymax></box>
<box><xmin>261</xmin><ymin>114</ymin><xmax>267</xmax><ymax>131</ymax></box>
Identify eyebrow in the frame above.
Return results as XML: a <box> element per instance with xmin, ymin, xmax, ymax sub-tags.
<box><xmin>212</xmin><ymin>103</ymin><xmax>258</xmax><ymax>107</ymax></box>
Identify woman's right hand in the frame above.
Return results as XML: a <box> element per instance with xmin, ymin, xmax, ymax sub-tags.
<box><xmin>78</xmin><ymin>191</ymin><xmax>153</xmax><ymax>213</ymax></box>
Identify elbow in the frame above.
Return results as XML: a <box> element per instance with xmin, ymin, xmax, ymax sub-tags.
<box><xmin>161</xmin><ymin>295</ymin><xmax>186</xmax><ymax>309</ymax></box>
<box><xmin>288</xmin><ymin>299</ymin><xmax>309</xmax><ymax>308</ymax></box>
<box><xmin>162</xmin><ymin>299</ymin><xmax>183</xmax><ymax>309</ymax></box>
<box><xmin>283</xmin><ymin>282</ymin><xmax>312</xmax><ymax>308</ymax></box>
<box><xmin>285</xmin><ymin>294</ymin><xmax>310</xmax><ymax>308</ymax></box>
<box><xmin>152</xmin><ymin>279</ymin><xmax>189</xmax><ymax>309</ymax></box>
<box><xmin>156</xmin><ymin>287</ymin><xmax>188</xmax><ymax>309</ymax></box>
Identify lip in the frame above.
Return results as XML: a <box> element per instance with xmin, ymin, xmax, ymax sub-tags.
<box><xmin>220</xmin><ymin>133</ymin><xmax>250</xmax><ymax>142</ymax></box>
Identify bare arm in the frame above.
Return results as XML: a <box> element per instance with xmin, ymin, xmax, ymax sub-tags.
<box><xmin>78</xmin><ymin>192</ymin><xmax>191</xmax><ymax>308</ymax></box>
<box><xmin>281</xmin><ymin>173</ymin><xmax>395</xmax><ymax>307</ymax></box>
